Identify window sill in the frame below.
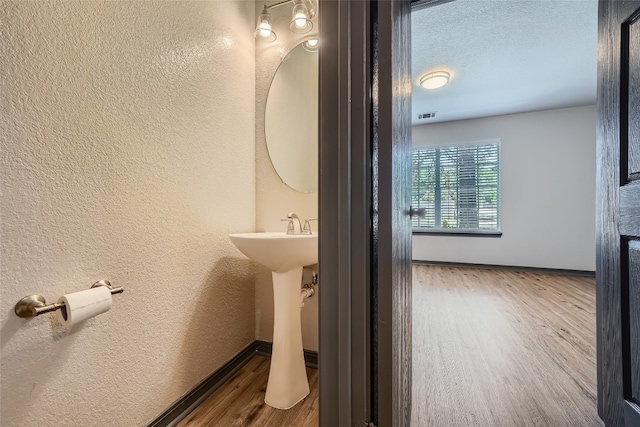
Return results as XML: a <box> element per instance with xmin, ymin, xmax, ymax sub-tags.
<box><xmin>412</xmin><ymin>230</ymin><xmax>503</xmax><ymax>237</ymax></box>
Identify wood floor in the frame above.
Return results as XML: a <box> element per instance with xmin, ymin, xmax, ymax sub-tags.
<box><xmin>177</xmin><ymin>356</ymin><xmax>318</xmax><ymax>426</ymax></box>
<box><xmin>179</xmin><ymin>265</ymin><xmax>597</xmax><ymax>426</ymax></box>
<box><xmin>412</xmin><ymin>265</ymin><xmax>599</xmax><ymax>427</ymax></box>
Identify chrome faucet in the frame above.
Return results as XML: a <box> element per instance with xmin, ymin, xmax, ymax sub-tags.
<box><xmin>281</xmin><ymin>217</ymin><xmax>295</xmax><ymax>234</ymax></box>
<box><xmin>302</xmin><ymin>218</ymin><xmax>317</xmax><ymax>235</ymax></box>
<box><xmin>285</xmin><ymin>212</ymin><xmax>303</xmax><ymax>235</ymax></box>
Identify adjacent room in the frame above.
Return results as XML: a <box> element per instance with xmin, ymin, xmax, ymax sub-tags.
<box><xmin>410</xmin><ymin>1</ymin><xmax>599</xmax><ymax>425</ymax></box>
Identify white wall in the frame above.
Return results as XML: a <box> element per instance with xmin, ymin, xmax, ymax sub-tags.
<box><xmin>0</xmin><ymin>1</ymin><xmax>256</xmax><ymax>426</ymax></box>
<box><xmin>255</xmin><ymin>5</ymin><xmax>319</xmax><ymax>351</ymax></box>
<box><xmin>412</xmin><ymin>105</ymin><xmax>596</xmax><ymax>271</ymax></box>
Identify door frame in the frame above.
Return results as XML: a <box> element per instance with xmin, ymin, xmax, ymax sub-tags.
<box><xmin>318</xmin><ymin>1</ymin><xmax>413</xmax><ymax>426</ymax></box>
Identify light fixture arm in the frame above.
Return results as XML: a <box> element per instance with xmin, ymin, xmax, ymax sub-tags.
<box><xmin>264</xmin><ymin>0</ymin><xmax>292</xmax><ymax>11</ymax></box>
<box><xmin>262</xmin><ymin>0</ymin><xmax>316</xmax><ymax>18</ymax></box>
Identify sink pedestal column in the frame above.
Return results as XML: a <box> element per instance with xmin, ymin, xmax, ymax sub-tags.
<box><xmin>265</xmin><ymin>266</ymin><xmax>310</xmax><ymax>409</ymax></box>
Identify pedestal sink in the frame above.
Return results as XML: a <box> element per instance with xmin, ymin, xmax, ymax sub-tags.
<box><xmin>229</xmin><ymin>232</ymin><xmax>318</xmax><ymax>409</ymax></box>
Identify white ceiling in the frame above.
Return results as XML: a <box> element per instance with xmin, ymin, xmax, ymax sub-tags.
<box><xmin>411</xmin><ymin>0</ymin><xmax>598</xmax><ymax>125</ymax></box>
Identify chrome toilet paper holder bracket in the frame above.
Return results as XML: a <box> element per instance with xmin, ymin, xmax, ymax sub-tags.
<box><xmin>14</xmin><ymin>280</ymin><xmax>124</xmax><ymax>319</ymax></box>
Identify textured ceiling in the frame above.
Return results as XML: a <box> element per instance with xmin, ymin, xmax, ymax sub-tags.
<box><xmin>411</xmin><ymin>0</ymin><xmax>598</xmax><ymax>125</ymax></box>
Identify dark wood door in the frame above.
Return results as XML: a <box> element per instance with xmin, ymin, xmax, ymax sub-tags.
<box><xmin>597</xmin><ymin>1</ymin><xmax>640</xmax><ymax>425</ymax></box>
<box><xmin>373</xmin><ymin>1</ymin><xmax>413</xmax><ymax>426</ymax></box>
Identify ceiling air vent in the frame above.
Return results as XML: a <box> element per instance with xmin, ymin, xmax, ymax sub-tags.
<box><xmin>418</xmin><ymin>112</ymin><xmax>437</xmax><ymax>120</ymax></box>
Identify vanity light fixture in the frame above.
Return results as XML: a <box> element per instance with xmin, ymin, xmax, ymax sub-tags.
<box><xmin>255</xmin><ymin>0</ymin><xmax>317</xmax><ymax>41</ymax></box>
<box><xmin>290</xmin><ymin>0</ymin><xmax>313</xmax><ymax>33</ymax></box>
<box><xmin>420</xmin><ymin>71</ymin><xmax>451</xmax><ymax>90</ymax></box>
<box><xmin>255</xmin><ymin>5</ymin><xmax>277</xmax><ymax>42</ymax></box>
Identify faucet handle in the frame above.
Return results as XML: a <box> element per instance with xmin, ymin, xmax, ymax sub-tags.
<box><xmin>281</xmin><ymin>218</ymin><xmax>295</xmax><ymax>235</ymax></box>
<box><xmin>302</xmin><ymin>218</ymin><xmax>318</xmax><ymax>235</ymax></box>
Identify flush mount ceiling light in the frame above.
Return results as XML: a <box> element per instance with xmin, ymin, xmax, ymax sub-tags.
<box><xmin>255</xmin><ymin>0</ymin><xmax>317</xmax><ymax>41</ymax></box>
<box><xmin>420</xmin><ymin>71</ymin><xmax>450</xmax><ymax>90</ymax></box>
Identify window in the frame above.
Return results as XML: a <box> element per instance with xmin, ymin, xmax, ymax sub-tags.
<box><xmin>412</xmin><ymin>141</ymin><xmax>501</xmax><ymax>234</ymax></box>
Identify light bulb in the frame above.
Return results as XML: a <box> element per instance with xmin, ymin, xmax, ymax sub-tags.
<box><xmin>307</xmin><ymin>39</ymin><xmax>318</xmax><ymax>47</ymax></box>
<box><xmin>294</xmin><ymin>12</ymin><xmax>307</xmax><ymax>28</ymax></box>
<box><xmin>259</xmin><ymin>22</ymin><xmax>272</xmax><ymax>38</ymax></box>
<box><xmin>290</xmin><ymin>1</ymin><xmax>312</xmax><ymax>33</ymax></box>
<box><xmin>254</xmin><ymin>5</ymin><xmax>276</xmax><ymax>41</ymax></box>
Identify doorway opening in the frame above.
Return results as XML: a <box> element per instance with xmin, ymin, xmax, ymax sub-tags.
<box><xmin>409</xmin><ymin>1</ymin><xmax>599</xmax><ymax>424</ymax></box>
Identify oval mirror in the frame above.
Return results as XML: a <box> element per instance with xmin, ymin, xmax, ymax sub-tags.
<box><xmin>265</xmin><ymin>40</ymin><xmax>318</xmax><ymax>193</ymax></box>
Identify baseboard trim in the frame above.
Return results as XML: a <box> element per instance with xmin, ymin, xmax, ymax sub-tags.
<box><xmin>147</xmin><ymin>341</ymin><xmax>258</xmax><ymax>427</ymax></box>
<box><xmin>255</xmin><ymin>339</ymin><xmax>319</xmax><ymax>369</ymax></box>
<box><xmin>147</xmin><ymin>340</ymin><xmax>318</xmax><ymax>427</ymax></box>
<box><xmin>412</xmin><ymin>260</ymin><xmax>596</xmax><ymax>277</ymax></box>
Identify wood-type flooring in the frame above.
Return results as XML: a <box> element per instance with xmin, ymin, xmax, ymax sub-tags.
<box><xmin>179</xmin><ymin>265</ymin><xmax>598</xmax><ymax>426</ymax></box>
<box><xmin>177</xmin><ymin>355</ymin><xmax>317</xmax><ymax>426</ymax></box>
<box><xmin>411</xmin><ymin>265</ymin><xmax>599</xmax><ymax>426</ymax></box>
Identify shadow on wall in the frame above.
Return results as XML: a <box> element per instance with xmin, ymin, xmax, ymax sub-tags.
<box><xmin>173</xmin><ymin>256</ymin><xmax>255</xmax><ymax>392</ymax></box>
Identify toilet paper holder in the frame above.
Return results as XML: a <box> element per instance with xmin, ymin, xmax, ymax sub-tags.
<box><xmin>14</xmin><ymin>280</ymin><xmax>124</xmax><ymax>319</ymax></box>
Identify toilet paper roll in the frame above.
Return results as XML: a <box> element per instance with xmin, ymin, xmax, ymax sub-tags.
<box><xmin>56</xmin><ymin>286</ymin><xmax>112</xmax><ymax>327</ymax></box>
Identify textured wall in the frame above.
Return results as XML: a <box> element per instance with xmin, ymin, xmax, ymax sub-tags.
<box><xmin>255</xmin><ymin>4</ymin><xmax>319</xmax><ymax>351</ymax></box>
<box><xmin>0</xmin><ymin>1</ymin><xmax>256</xmax><ymax>426</ymax></box>
<box><xmin>412</xmin><ymin>105</ymin><xmax>596</xmax><ymax>271</ymax></box>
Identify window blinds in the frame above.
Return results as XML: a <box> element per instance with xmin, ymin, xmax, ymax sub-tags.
<box><xmin>411</xmin><ymin>141</ymin><xmax>501</xmax><ymax>232</ymax></box>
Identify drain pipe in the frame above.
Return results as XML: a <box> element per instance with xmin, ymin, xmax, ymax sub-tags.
<box><xmin>300</xmin><ymin>270</ymin><xmax>318</xmax><ymax>307</ymax></box>
<box><xmin>300</xmin><ymin>286</ymin><xmax>314</xmax><ymax>306</ymax></box>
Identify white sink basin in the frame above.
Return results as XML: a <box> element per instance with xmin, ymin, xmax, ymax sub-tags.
<box><xmin>229</xmin><ymin>232</ymin><xmax>317</xmax><ymax>273</ymax></box>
